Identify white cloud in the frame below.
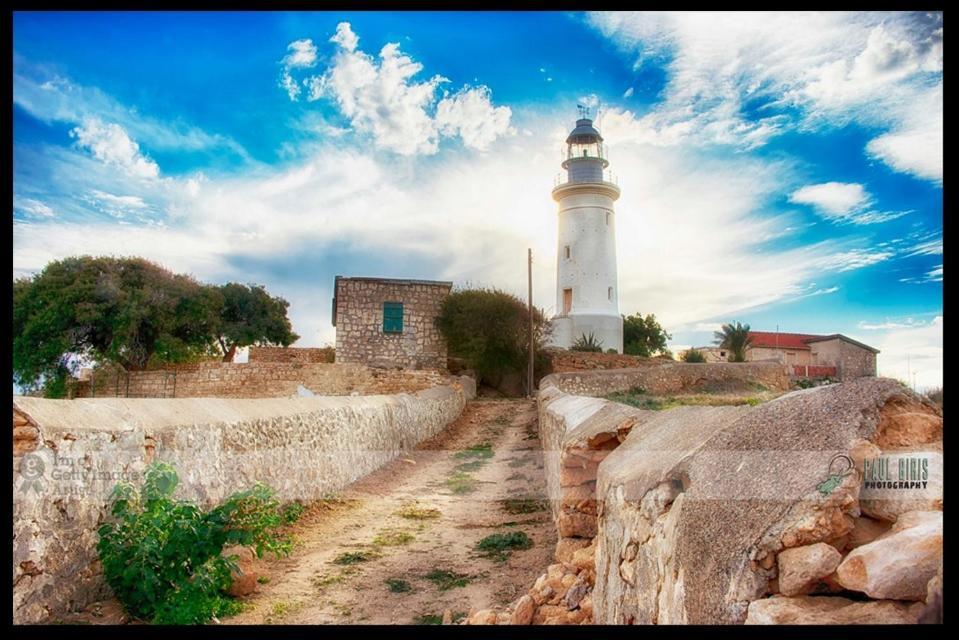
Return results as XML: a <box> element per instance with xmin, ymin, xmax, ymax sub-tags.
<box><xmin>789</xmin><ymin>181</ymin><xmax>910</xmax><ymax>225</ymax></box>
<box><xmin>330</xmin><ymin>22</ymin><xmax>359</xmax><ymax>52</ymax></box>
<box><xmin>283</xmin><ymin>23</ymin><xmax>512</xmax><ymax>155</ymax></box>
<box><xmin>858</xmin><ymin>317</ymin><xmax>925</xmax><ymax>331</ymax></box>
<box><xmin>815</xmin><ymin>248</ymin><xmax>895</xmax><ymax>272</ymax></box>
<box><xmin>14</xmin><ymin>65</ymin><xmax>248</xmax><ymax>159</ymax></box>
<box><xmin>874</xmin><ymin>315</ymin><xmax>942</xmax><ymax>390</ymax></box>
<box><xmin>69</xmin><ymin>118</ymin><xmax>160</xmax><ymax>179</ymax></box>
<box><xmin>586</xmin><ymin>12</ymin><xmax>943</xmax><ymax>180</ymax></box>
<box><xmin>622</xmin><ymin>87</ymin><xmax>634</xmax><ymax>98</ymax></box>
<box><xmin>790</xmin><ymin>182</ymin><xmax>870</xmax><ymax>215</ymax></box>
<box><xmin>83</xmin><ymin>190</ymin><xmax>150</xmax><ymax>219</ymax></box>
<box><xmin>283</xmin><ymin>38</ymin><xmax>318</xmax><ymax>68</ymax></box>
<box><xmin>435</xmin><ymin>86</ymin><xmax>514</xmax><ymax>150</ymax></box>
<box><xmin>17</xmin><ymin>198</ymin><xmax>56</xmax><ymax>218</ymax></box>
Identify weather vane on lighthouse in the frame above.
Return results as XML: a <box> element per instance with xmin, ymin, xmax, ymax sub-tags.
<box><xmin>577</xmin><ymin>103</ymin><xmax>590</xmax><ymax>119</ymax></box>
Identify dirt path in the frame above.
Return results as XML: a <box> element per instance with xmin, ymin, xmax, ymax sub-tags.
<box><xmin>218</xmin><ymin>398</ymin><xmax>554</xmax><ymax>625</ymax></box>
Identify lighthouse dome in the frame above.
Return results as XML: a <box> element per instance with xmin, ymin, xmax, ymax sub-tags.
<box><xmin>565</xmin><ymin>118</ymin><xmax>604</xmax><ymax>144</ymax></box>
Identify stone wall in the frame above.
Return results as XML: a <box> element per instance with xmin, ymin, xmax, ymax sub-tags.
<box><xmin>72</xmin><ymin>361</ymin><xmax>456</xmax><ymax>399</ymax></box>
<box><xmin>248</xmin><ymin>346</ymin><xmax>335</xmax><ymax>364</ymax></box>
<box><xmin>546</xmin><ymin>361</ymin><xmax>791</xmax><ymax>398</ymax></box>
<box><xmin>12</xmin><ymin>383</ymin><xmax>468</xmax><ymax>624</ymax></box>
<box><xmin>482</xmin><ymin>369</ymin><xmax>941</xmax><ymax>626</ymax></box>
<box><xmin>545</xmin><ymin>349</ymin><xmax>668</xmax><ymax>373</ymax></box>
<box><xmin>334</xmin><ymin>277</ymin><xmax>450</xmax><ymax>370</ymax></box>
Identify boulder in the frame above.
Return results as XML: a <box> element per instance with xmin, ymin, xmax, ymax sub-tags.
<box><xmin>509</xmin><ymin>595</ymin><xmax>535</xmax><ymax>625</ymax></box>
<box><xmin>918</xmin><ymin>563</ymin><xmax>943</xmax><ymax>624</ymax></box>
<box><xmin>564</xmin><ymin>576</ymin><xmax>590</xmax><ymax>610</ymax></box>
<box><xmin>835</xmin><ymin>510</ymin><xmax>942</xmax><ymax>600</ymax></box>
<box><xmin>593</xmin><ymin>379</ymin><xmax>939</xmax><ymax>625</ymax></box>
<box><xmin>777</xmin><ymin>543</ymin><xmax>842</xmax><ymax>596</ymax></box>
<box><xmin>745</xmin><ymin>595</ymin><xmax>922</xmax><ymax>624</ymax></box>
<box><xmin>469</xmin><ymin>609</ymin><xmax>497</xmax><ymax>625</ymax></box>
<box><xmin>571</xmin><ymin>543</ymin><xmax>596</xmax><ymax>572</ymax></box>
<box><xmin>221</xmin><ymin>545</ymin><xmax>258</xmax><ymax>597</ymax></box>
<box><xmin>554</xmin><ymin>538</ymin><xmax>591</xmax><ymax>563</ymax></box>
<box><xmin>846</xmin><ymin>516</ymin><xmax>891</xmax><ymax>550</ymax></box>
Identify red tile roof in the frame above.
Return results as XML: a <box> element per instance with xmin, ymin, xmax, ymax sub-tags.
<box><xmin>747</xmin><ymin>331</ymin><xmax>825</xmax><ymax>351</ymax></box>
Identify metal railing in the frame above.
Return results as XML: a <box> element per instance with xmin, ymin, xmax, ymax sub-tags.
<box><xmin>553</xmin><ymin>171</ymin><xmax>618</xmax><ymax>188</ymax></box>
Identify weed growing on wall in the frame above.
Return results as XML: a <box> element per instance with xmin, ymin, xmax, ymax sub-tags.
<box><xmin>97</xmin><ymin>462</ymin><xmax>293</xmax><ymax>624</ymax></box>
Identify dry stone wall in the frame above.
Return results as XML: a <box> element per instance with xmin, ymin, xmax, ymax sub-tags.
<box><xmin>73</xmin><ymin>361</ymin><xmax>456</xmax><ymax>399</ymax></box>
<box><xmin>247</xmin><ymin>346</ymin><xmax>335</xmax><ymax>364</ymax></box>
<box><xmin>12</xmin><ymin>383</ymin><xmax>467</xmax><ymax>624</ymax></box>
<box><xmin>547</xmin><ymin>361</ymin><xmax>790</xmax><ymax>398</ymax></box>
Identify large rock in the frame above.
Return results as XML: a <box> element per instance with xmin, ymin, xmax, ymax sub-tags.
<box><xmin>777</xmin><ymin>543</ymin><xmax>842</xmax><ymax>596</ymax></box>
<box><xmin>918</xmin><ymin>563</ymin><xmax>943</xmax><ymax>624</ymax></box>
<box><xmin>835</xmin><ymin>510</ymin><xmax>942</xmax><ymax>600</ymax></box>
<box><xmin>593</xmin><ymin>379</ymin><xmax>941</xmax><ymax>625</ymax></box>
<box><xmin>745</xmin><ymin>595</ymin><xmax>922</xmax><ymax>624</ymax></box>
<box><xmin>509</xmin><ymin>595</ymin><xmax>535</xmax><ymax>625</ymax></box>
<box><xmin>846</xmin><ymin>516</ymin><xmax>891</xmax><ymax>550</ymax></box>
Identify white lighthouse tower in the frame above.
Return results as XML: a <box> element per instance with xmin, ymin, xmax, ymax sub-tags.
<box><xmin>549</xmin><ymin>111</ymin><xmax>623</xmax><ymax>353</ymax></box>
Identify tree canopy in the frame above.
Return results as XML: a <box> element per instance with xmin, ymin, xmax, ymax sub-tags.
<box><xmin>622</xmin><ymin>313</ymin><xmax>672</xmax><ymax>357</ymax></box>
<box><xmin>13</xmin><ymin>256</ymin><xmax>298</xmax><ymax>395</ymax></box>
<box><xmin>434</xmin><ymin>287</ymin><xmax>551</xmax><ymax>392</ymax></box>
<box><xmin>713</xmin><ymin>322</ymin><xmax>752</xmax><ymax>362</ymax></box>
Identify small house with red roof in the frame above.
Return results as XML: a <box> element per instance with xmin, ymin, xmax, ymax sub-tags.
<box><xmin>695</xmin><ymin>331</ymin><xmax>879</xmax><ymax>380</ymax></box>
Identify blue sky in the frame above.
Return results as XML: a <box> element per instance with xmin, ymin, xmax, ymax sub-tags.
<box><xmin>12</xmin><ymin>11</ymin><xmax>943</xmax><ymax>387</ymax></box>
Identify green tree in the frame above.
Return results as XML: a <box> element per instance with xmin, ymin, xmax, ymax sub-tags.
<box><xmin>434</xmin><ymin>287</ymin><xmax>551</xmax><ymax>392</ymax></box>
<box><xmin>682</xmin><ymin>348</ymin><xmax>707</xmax><ymax>363</ymax></box>
<box><xmin>216</xmin><ymin>283</ymin><xmax>299</xmax><ymax>361</ymax></box>
<box><xmin>13</xmin><ymin>257</ymin><xmax>221</xmax><ymax>395</ymax></box>
<box><xmin>713</xmin><ymin>322</ymin><xmax>753</xmax><ymax>362</ymax></box>
<box><xmin>622</xmin><ymin>313</ymin><xmax>672</xmax><ymax>357</ymax></box>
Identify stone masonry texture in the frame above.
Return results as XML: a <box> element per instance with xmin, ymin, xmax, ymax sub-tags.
<box><xmin>12</xmin><ymin>383</ymin><xmax>467</xmax><ymax>624</ymax></box>
<box><xmin>334</xmin><ymin>278</ymin><xmax>451</xmax><ymax>370</ymax></box>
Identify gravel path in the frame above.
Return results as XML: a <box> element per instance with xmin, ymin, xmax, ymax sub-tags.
<box><xmin>220</xmin><ymin>397</ymin><xmax>555</xmax><ymax>625</ymax></box>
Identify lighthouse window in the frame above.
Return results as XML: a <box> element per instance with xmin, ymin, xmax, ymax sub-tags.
<box><xmin>562</xmin><ymin>288</ymin><xmax>573</xmax><ymax>315</ymax></box>
<box><xmin>606</xmin><ymin>212</ymin><xmax>610</xmax><ymax>226</ymax></box>
<box><xmin>564</xmin><ymin>245</ymin><xmax>570</xmax><ymax>259</ymax></box>
<box><xmin>608</xmin><ymin>287</ymin><xmax>613</xmax><ymax>300</ymax></box>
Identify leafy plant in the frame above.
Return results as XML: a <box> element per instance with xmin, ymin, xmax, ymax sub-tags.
<box><xmin>396</xmin><ymin>503</ymin><xmax>441</xmax><ymax>520</ymax></box>
<box><xmin>622</xmin><ymin>312</ymin><xmax>672</xmax><ymax>357</ymax></box>
<box><xmin>682</xmin><ymin>348</ymin><xmax>707</xmax><ymax>363</ymax></box>
<box><xmin>713</xmin><ymin>322</ymin><xmax>753</xmax><ymax>362</ymax></box>
<box><xmin>424</xmin><ymin>569</ymin><xmax>472</xmax><ymax>590</ymax></box>
<box><xmin>434</xmin><ymin>287</ymin><xmax>552</xmax><ymax>394</ymax></box>
<box><xmin>332</xmin><ymin>550</ymin><xmax>378</xmax><ymax>565</ymax></box>
<box><xmin>476</xmin><ymin>531</ymin><xmax>533</xmax><ymax>561</ymax></box>
<box><xmin>571</xmin><ymin>332</ymin><xmax>604</xmax><ymax>352</ymax></box>
<box><xmin>385</xmin><ymin>578</ymin><xmax>412</xmax><ymax>593</ymax></box>
<box><xmin>280</xmin><ymin>501</ymin><xmax>306</xmax><ymax>525</ymax></box>
<box><xmin>97</xmin><ymin>462</ymin><xmax>292</xmax><ymax>624</ymax></box>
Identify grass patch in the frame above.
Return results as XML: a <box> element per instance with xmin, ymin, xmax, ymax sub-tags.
<box><xmin>385</xmin><ymin>578</ymin><xmax>412</xmax><ymax>593</ymax></box>
<box><xmin>476</xmin><ymin>531</ymin><xmax>533</xmax><ymax>561</ymax></box>
<box><xmin>454</xmin><ymin>442</ymin><xmax>494</xmax><ymax>460</ymax></box>
<box><xmin>257</xmin><ymin>575</ymin><xmax>270</xmax><ymax>584</ymax></box>
<box><xmin>332</xmin><ymin>550</ymin><xmax>378</xmax><ymax>565</ymax></box>
<box><xmin>454</xmin><ymin>459</ymin><xmax>486</xmax><ymax>473</ymax></box>
<box><xmin>373</xmin><ymin>529</ymin><xmax>415</xmax><ymax>547</ymax></box>
<box><xmin>396</xmin><ymin>503</ymin><xmax>441</xmax><ymax>520</ymax></box>
<box><xmin>605</xmin><ymin>391</ymin><xmax>767</xmax><ymax>411</ymax></box>
<box><xmin>262</xmin><ymin>600</ymin><xmax>301</xmax><ymax>624</ymax></box>
<box><xmin>424</xmin><ymin>568</ymin><xmax>472</xmax><ymax>591</ymax></box>
<box><xmin>445</xmin><ymin>472</ymin><xmax>477</xmax><ymax>494</ymax></box>
<box><xmin>500</xmin><ymin>497</ymin><xmax>548</xmax><ymax>514</ymax></box>
<box><xmin>414</xmin><ymin>613</ymin><xmax>443</xmax><ymax>625</ymax></box>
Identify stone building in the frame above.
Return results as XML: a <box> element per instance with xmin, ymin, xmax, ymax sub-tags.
<box><xmin>332</xmin><ymin>276</ymin><xmax>452</xmax><ymax>370</ymax></box>
<box><xmin>690</xmin><ymin>331</ymin><xmax>879</xmax><ymax>380</ymax></box>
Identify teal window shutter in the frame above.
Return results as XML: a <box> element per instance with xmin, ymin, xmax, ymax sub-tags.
<box><xmin>383</xmin><ymin>302</ymin><xmax>403</xmax><ymax>333</ymax></box>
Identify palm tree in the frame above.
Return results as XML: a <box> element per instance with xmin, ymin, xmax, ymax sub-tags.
<box><xmin>713</xmin><ymin>322</ymin><xmax>752</xmax><ymax>362</ymax></box>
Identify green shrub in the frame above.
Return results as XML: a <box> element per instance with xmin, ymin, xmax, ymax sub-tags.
<box><xmin>571</xmin><ymin>332</ymin><xmax>604</xmax><ymax>352</ymax></box>
<box><xmin>97</xmin><ymin>462</ymin><xmax>292</xmax><ymax>624</ymax></box>
<box><xmin>434</xmin><ymin>287</ymin><xmax>551</xmax><ymax>392</ymax></box>
<box><xmin>280</xmin><ymin>502</ymin><xmax>306</xmax><ymax>525</ymax></box>
<box><xmin>682</xmin><ymin>348</ymin><xmax>706</xmax><ymax>363</ymax></box>
<box><xmin>476</xmin><ymin>531</ymin><xmax>533</xmax><ymax>561</ymax></box>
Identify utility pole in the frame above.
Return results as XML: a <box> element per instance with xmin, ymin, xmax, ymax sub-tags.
<box><xmin>528</xmin><ymin>248</ymin><xmax>534</xmax><ymax>399</ymax></box>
